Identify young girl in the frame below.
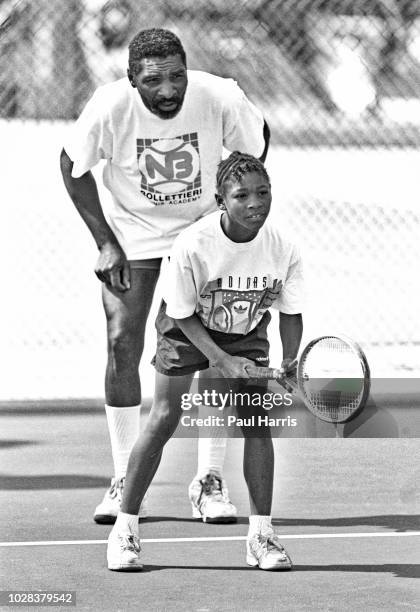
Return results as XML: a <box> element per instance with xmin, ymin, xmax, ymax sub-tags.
<box><xmin>107</xmin><ymin>151</ymin><xmax>304</xmax><ymax>571</ymax></box>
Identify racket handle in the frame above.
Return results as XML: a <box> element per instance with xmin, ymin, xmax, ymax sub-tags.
<box><xmin>245</xmin><ymin>366</ymin><xmax>283</xmax><ymax>379</ymax></box>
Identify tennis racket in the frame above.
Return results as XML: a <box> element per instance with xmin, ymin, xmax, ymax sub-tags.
<box><xmin>246</xmin><ymin>335</ymin><xmax>370</xmax><ymax>423</ymax></box>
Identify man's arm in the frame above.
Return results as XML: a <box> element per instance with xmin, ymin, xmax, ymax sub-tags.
<box><xmin>259</xmin><ymin>119</ymin><xmax>270</xmax><ymax>163</ymax></box>
<box><xmin>60</xmin><ymin>148</ymin><xmax>130</xmax><ymax>291</ymax></box>
<box><xmin>222</xmin><ymin>80</ymin><xmax>270</xmax><ymax>161</ymax></box>
<box><xmin>279</xmin><ymin>312</ymin><xmax>303</xmax><ymax>372</ymax></box>
<box><xmin>175</xmin><ymin>314</ymin><xmax>255</xmax><ymax>378</ymax></box>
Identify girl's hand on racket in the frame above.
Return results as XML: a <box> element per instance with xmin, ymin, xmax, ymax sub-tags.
<box><xmin>276</xmin><ymin>358</ymin><xmax>298</xmax><ymax>393</ymax></box>
<box><xmin>211</xmin><ymin>355</ymin><xmax>256</xmax><ymax>379</ymax></box>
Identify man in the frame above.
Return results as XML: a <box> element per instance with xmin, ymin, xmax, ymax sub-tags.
<box><xmin>60</xmin><ymin>28</ymin><xmax>269</xmax><ymax>524</ymax></box>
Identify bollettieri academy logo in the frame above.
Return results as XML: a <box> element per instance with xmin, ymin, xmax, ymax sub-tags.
<box><xmin>137</xmin><ymin>133</ymin><xmax>202</xmax><ymax>205</ymax></box>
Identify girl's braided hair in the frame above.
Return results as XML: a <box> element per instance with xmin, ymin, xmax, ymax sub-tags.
<box><xmin>216</xmin><ymin>151</ymin><xmax>270</xmax><ymax>195</ymax></box>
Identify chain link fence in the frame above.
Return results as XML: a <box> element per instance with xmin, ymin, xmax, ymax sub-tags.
<box><xmin>2</xmin><ymin>0</ymin><xmax>420</xmax><ymax>144</ymax></box>
<box><xmin>2</xmin><ymin>0</ymin><xmax>420</xmax><ymax>398</ymax></box>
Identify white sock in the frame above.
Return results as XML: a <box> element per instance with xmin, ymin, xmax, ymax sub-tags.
<box><xmin>248</xmin><ymin>515</ymin><xmax>273</xmax><ymax>537</ymax></box>
<box><xmin>196</xmin><ymin>437</ymin><xmax>227</xmax><ymax>480</ymax></box>
<box><xmin>114</xmin><ymin>511</ymin><xmax>139</xmax><ymax>536</ymax></box>
<box><xmin>105</xmin><ymin>405</ymin><xmax>140</xmax><ymax>480</ymax></box>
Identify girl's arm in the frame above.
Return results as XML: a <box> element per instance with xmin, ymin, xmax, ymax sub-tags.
<box><xmin>176</xmin><ymin>314</ymin><xmax>256</xmax><ymax>378</ymax></box>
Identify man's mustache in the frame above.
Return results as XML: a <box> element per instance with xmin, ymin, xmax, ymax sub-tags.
<box><xmin>155</xmin><ymin>97</ymin><xmax>181</xmax><ymax>104</ymax></box>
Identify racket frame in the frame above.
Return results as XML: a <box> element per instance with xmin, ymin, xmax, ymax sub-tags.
<box><xmin>246</xmin><ymin>335</ymin><xmax>371</xmax><ymax>423</ymax></box>
<box><xmin>295</xmin><ymin>335</ymin><xmax>371</xmax><ymax>423</ymax></box>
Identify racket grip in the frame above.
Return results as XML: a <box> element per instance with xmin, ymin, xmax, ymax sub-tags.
<box><xmin>245</xmin><ymin>366</ymin><xmax>283</xmax><ymax>379</ymax></box>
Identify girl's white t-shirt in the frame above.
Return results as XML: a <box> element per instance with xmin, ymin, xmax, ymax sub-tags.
<box><xmin>64</xmin><ymin>71</ymin><xmax>265</xmax><ymax>259</ymax></box>
<box><xmin>163</xmin><ymin>211</ymin><xmax>305</xmax><ymax>336</ymax></box>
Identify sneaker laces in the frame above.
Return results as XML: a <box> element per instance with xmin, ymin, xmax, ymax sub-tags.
<box><xmin>258</xmin><ymin>534</ymin><xmax>288</xmax><ymax>559</ymax></box>
<box><xmin>200</xmin><ymin>474</ymin><xmax>224</xmax><ymax>503</ymax></box>
<box><xmin>119</xmin><ymin>533</ymin><xmax>140</xmax><ymax>554</ymax></box>
<box><xmin>109</xmin><ymin>477</ymin><xmax>125</xmax><ymax>500</ymax></box>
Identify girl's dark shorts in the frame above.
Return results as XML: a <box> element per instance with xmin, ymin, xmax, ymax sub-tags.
<box><xmin>152</xmin><ymin>301</ymin><xmax>271</xmax><ymax>377</ymax></box>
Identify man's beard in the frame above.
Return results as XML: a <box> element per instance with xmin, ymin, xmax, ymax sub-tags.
<box><xmin>142</xmin><ymin>92</ymin><xmax>186</xmax><ymax>120</ymax></box>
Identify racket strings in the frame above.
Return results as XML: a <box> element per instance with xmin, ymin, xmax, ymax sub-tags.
<box><xmin>301</xmin><ymin>339</ymin><xmax>363</xmax><ymax>377</ymax></box>
<box><xmin>308</xmin><ymin>391</ymin><xmax>361</xmax><ymax>416</ymax></box>
<box><xmin>299</xmin><ymin>337</ymin><xmax>366</xmax><ymax>421</ymax></box>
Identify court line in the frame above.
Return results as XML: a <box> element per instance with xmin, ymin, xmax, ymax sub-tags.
<box><xmin>1</xmin><ymin>532</ymin><xmax>419</xmax><ymax>547</ymax></box>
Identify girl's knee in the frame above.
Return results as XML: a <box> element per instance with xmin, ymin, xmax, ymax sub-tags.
<box><xmin>147</xmin><ymin>405</ymin><xmax>181</xmax><ymax>442</ymax></box>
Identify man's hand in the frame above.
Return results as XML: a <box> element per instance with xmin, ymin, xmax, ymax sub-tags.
<box><xmin>95</xmin><ymin>241</ymin><xmax>131</xmax><ymax>292</ymax></box>
<box><xmin>60</xmin><ymin>150</ymin><xmax>129</xmax><ymax>289</ymax></box>
<box><xmin>211</xmin><ymin>354</ymin><xmax>256</xmax><ymax>379</ymax></box>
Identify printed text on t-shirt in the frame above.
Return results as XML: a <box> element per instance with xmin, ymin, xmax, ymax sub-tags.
<box><xmin>137</xmin><ymin>133</ymin><xmax>202</xmax><ymax>205</ymax></box>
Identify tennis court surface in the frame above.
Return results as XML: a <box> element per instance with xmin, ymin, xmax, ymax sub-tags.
<box><xmin>1</xmin><ymin>399</ymin><xmax>419</xmax><ymax>611</ymax></box>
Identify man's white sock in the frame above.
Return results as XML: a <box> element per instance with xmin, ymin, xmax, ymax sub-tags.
<box><xmin>195</xmin><ymin>400</ymin><xmax>228</xmax><ymax>479</ymax></box>
<box><xmin>248</xmin><ymin>515</ymin><xmax>273</xmax><ymax>537</ymax></box>
<box><xmin>105</xmin><ymin>405</ymin><xmax>140</xmax><ymax>480</ymax></box>
<box><xmin>196</xmin><ymin>436</ymin><xmax>227</xmax><ymax>480</ymax></box>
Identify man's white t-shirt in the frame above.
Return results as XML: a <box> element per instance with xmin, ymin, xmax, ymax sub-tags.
<box><xmin>64</xmin><ymin>71</ymin><xmax>265</xmax><ymax>259</ymax></box>
<box><xmin>164</xmin><ymin>211</ymin><xmax>304</xmax><ymax>336</ymax></box>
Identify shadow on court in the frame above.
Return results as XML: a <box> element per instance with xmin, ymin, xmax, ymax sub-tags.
<box><xmin>0</xmin><ymin>399</ymin><xmax>105</xmax><ymax>416</ymax></box>
<box><xmin>0</xmin><ymin>474</ymin><xmax>110</xmax><ymax>490</ymax></box>
<box><xmin>272</xmin><ymin>514</ymin><xmax>420</xmax><ymax>532</ymax></box>
<box><xmin>0</xmin><ymin>439</ymin><xmax>40</xmax><ymax>449</ymax></box>
<box><xmin>141</xmin><ymin>514</ymin><xmax>420</xmax><ymax>531</ymax></box>
<box><xmin>129</xmin><ymin>563</ymin><xmax>420</xmax><ymax>579</ymax></box>
<box><xmin>0</xmin><ymin>475</ymin><xmax>183</xmax><ymax>490</ymax></box>
<box><xmin>293</xmin><ymin>564</ymin><xmax>420</xmax><ymax>579</ymax></box>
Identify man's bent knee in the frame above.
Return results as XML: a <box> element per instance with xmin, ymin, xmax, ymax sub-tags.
<box><xmin>107</xmin><ymin>322</ymin><xmax>145</xmax><ymax>366</ymax></box>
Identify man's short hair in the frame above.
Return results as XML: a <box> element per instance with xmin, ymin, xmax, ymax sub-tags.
<box><xmin>128</xmin><ymin>28</ymin><xmax>186</xmax><ymax>74</ymax></box>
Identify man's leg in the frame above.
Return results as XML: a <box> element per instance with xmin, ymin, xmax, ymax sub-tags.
<box><xmin>94</xmin><ymin>265</ymin><xmax>160</xmax><ymax>524</ymax></box>
<box><xmin>107</xmin><ymin>371</ymin><xmax>194</xmax><ymax>571</ymax></box>
<box><xmin>189</xmin><ymin>369</ymin><xmax>237</xmax><ymax>523</ymax></box>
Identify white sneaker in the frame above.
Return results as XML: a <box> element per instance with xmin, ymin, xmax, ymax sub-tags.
<box><xmin>107</xmin><ymin>529</ymin><xmax>143</xmax><ymax>572</ymax></box>
<box><xmin>94</xmin><ymin>477</ymin><xmax>148</xmax><ymax>524</ymax></box>
<box><xmin>246</xmin><ymin>532</ymin><xmax>292</xmax><ymax>571</ymax></box>
<box><xmin>189</xmin><ymin>472</ymin><xmax>237</xmax><ymax>523</ymax></box>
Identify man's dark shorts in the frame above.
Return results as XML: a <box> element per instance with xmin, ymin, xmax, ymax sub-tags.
<box><xmin>129</xmin><ymin>258</ymin><xmax>162</xmax><ymax>271</ymax></box>
<box><xmin>152</xmin><ymin>301</ymin><xmax>271</xmax><ymax>376</ymax></box>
